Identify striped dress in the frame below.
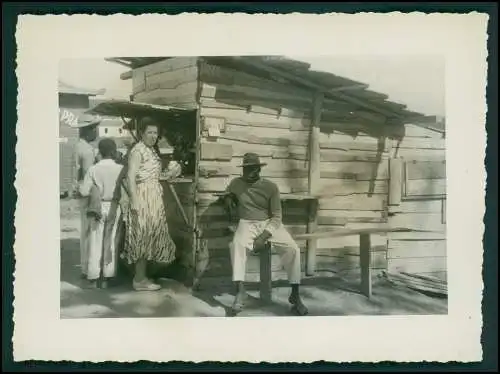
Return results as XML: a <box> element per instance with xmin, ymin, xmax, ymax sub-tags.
<box><xmin>121</xmin><ymin>141</ymin><xmax>176</xmax><ymax>265</ymax></box>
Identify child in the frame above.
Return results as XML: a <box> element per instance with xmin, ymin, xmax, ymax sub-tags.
<box><xmin>79</xmin><ymin>138</ymin><xmax>124</xmax><ymax>289</ymax></box>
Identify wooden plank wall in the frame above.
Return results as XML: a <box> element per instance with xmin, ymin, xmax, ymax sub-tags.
<box><xmin>196</xmin><ymin>60</ymin><xmax>391</xmax><ymax>281</ymax></box>
<box><xmin>131</xmin><ymin>57</ymin><xmax>199</xmax><ymax>109</ymax></box>
<box><xmin>387</xmin><ymin>125</ymin><xmax>447</xmax><ymax>281</ymax></box>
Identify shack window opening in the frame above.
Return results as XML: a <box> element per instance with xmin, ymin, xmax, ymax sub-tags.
<box><xmin>127</xmin><ymin>110</ymin><xmax>197</xmax><ymax>179</ymax></box>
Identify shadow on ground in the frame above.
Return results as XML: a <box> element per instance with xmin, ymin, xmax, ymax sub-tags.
<box><xmin>60</xmin><ymin>198</ymin><xmax>447</xmax><ymax>319</ymax></box>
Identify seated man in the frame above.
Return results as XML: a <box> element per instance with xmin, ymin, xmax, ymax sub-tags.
<box><xmin>222</xmin><ymin>152</ymin><xmax>308</xmax><ymax>316</ymax></box>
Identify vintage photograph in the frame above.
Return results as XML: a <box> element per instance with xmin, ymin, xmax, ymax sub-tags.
<box><xmin>59</xmin><ymin>55</ymin><xmax>447</xmax><ymax>319</ymax></box>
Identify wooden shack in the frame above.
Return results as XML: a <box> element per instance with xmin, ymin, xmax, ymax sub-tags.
<box><xmin>90</xmin><ymin>56</ymin><xmax>447</xmax><ymax>288</ymax></box>
<box><xmin>58</xmin><ymin>81</ymin><xmax>105</xmax><ymax>196</ymax></box>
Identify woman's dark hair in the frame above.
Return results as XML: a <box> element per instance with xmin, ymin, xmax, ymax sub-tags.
<box><xmin>135</xmin><ymin>116</ymin><xmax>161</xmax><ymax>155</ymax></box>
<box><xmin>137</xmin><ymin>116</ymin><xmax>159</xmax><ymax>138</ymax></box>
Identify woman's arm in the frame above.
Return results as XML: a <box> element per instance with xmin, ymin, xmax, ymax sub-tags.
<box><xmin>127</xmin><ymin>148</ymin><xmax>141</xmax><ymax>211</ymax></box>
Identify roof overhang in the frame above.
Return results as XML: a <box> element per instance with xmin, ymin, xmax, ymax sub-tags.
<box><xmin>86</xmin><ymin>99</ymin><xmax>192</xmax><ymax>118</ymax></box>
<box><xmin>85</xmin><ymin>99</ymin><xmax>195</xmax><ymax>130</ymax></box>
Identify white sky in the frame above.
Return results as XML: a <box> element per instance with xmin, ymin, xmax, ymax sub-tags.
<box><xmin>59</xmin><ymin>56</ymin><xmax>445</xmax><ymax>117</ymax></box>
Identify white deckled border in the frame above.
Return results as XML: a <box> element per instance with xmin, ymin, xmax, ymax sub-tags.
<box><xmin>13</xmin><ymin>12</ymin><xmax>487</xmax><ymax>363</ymax></box>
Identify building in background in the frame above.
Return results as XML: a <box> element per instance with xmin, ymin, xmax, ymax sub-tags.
<box><xmin>59</xmin><ymin>81</ymin><xmax>105</xmax><ymax>197</ymax></box>
<box><xmin>89</xmin><ymin>97</ymin><xmax>136</xmax><ymax>156</ymax></box>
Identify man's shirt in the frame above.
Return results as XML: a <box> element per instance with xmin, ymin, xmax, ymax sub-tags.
<box><xmin>226</xmin><ymin>177</ymin><xmax>282</xmax><ymax>235</ymax></box>
<box><xmin>79</xmin><ymin>159</ymin><xmax>124</xmax><ymax>201</ymax></box>
<box><xmin>75</xmin><ymin>138</ymin><xmax>98</xmax><ymax>184</ymax></box>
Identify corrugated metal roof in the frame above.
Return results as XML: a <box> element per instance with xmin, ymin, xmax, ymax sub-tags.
<box><xmin>58</xmin><ymin>80</ymin><xmax>105</xmax><ymax>96</ymax></box>
<box><xmin>106</xmin><ymin>56</ymin><xmax>440</xmax><ymax>129</ymax></box>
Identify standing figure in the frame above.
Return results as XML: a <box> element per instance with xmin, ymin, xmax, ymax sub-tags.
<box><xmin>79</xmin><ymin>138</ymin><xmax>124</xmax><ymax>288</ymax></box>
<box><xmin>72</xmin><ymin>114</ymin><xmax>101</xmax><ymax>280</ymax></box>
<box><xmin>223</xmin><ymin>153</ymin><xmax>309</xmax><ymax>316</ymax></box>
<box><xmin>122</xmin><ymin>116</ymin><xmax>180</xmax><ymax>291</ymax></box>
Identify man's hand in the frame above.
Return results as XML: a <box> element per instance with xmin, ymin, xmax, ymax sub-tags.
<box><xmin>252</xmin><ymin>230</ymin><xmax>272</xmax><ymax>254</ymax></box>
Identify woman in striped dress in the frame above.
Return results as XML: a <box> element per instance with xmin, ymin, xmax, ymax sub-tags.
<box><xmin>123</xmin><ymin>117</ymin><xmax>179</xmax><ymax>291</ymax></box>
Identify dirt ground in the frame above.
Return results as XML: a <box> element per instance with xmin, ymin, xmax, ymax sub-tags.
<box><xmin>60</xmin><ymin>199</ymin><xmax>448</xmax><ymax>319</ymax></box>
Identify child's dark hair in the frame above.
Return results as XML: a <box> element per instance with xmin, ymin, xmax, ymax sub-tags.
<box><xmin>98</xmin><ymin>138</ymin><xmax>117</xmax><ymax>159</ymax></box>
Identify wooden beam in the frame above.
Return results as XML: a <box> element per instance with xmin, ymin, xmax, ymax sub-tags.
<box><xmin>259</xmin><ymin>242</ymin><xmax>272</xmax><ymax>303</ymax></box>
<box><xmin>120</xmin><ymin>70</ymin><xmax>133</xmax><ymax>80</ymax></box>
<box><xmin>306</xmin><ymin>91</ymin><xmax>323</xmax><ymax>276</ymax></box>
<box><xmin>308</xmin><ymin>91</ymin><xmax>323</xmax><ymax>194</ymax></box>
<box><xmin>330</xmin><ymin>83</ymin><xmax>369</xmax><ymax>92</ymax></box>
<box><xmin>389</xmin><ymin>158</ymin><xmax>403</xmax><ymax>206</ymax></box>
<box><xmin>105</xmin><ymin>58</ymin><xmax>132</xmax><ymax>69</ymax></box>
<box><xmin>231</xmin><ymin>57</ymin><xmax>402</xmax><ymax>119</ymax></box>
<box><xmin>360</xmin><ymin>233</ymin><xmax>372</xmax><ymax>298</ymax></box>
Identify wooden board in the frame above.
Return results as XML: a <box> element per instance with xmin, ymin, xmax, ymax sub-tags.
<box><xmin>387</xmin><ymin>240</ymin><xmax>447</xmax><ymax>259</ymax></box>
<box><xmin>404</xmin><ymin>124</ymin><xmax>445</xmax><ymax>139</ymax></box>
<box><xmin>314</xmin><ymin>180</ymin><xmax>389</xmax><ymax>196</ymax></box>
<box><xmin>225</xmin><ymin>123</ymin><xmax>300</xmax><ymax>139</ymax></box>
<box><xmin>319</xmin><ymin>195</ymin><xmax>387</xmax><ymax>211</ymax></box>
<box><xmin>406</xmin><ymin>160</ymin><xmax>446</xmax><ymax>180</ymax></box>
<box><xmin>201</xmin><ymin>83</ymin><xmax>313</xmax><ymax>109</ymax></box>
<box><xmin>218</xmin><ymin>128</ymin><xmax>309</xmax><ymax>147</ymax></box>
<box><xmin>200</xmin><ymin>156</ymin><xmax>309</xmax><ymax>171</ymax></box>
<box><xmin>390</xmin><ymin>148</ymin><xmax>446</xmax><ymax>161</ymax></box>
<box><xmin>388</xmin><ymin>231</ymin><xmax>446</xmax><ymax>241</ymax></box>
<box><xmin>200</xmin><ymin>142</ymin><xmax>233</xmax><ymax>161</ymax></box>
<box><xmin>200</xmin><ymin>97</ymin><xmax>311</xmax><ymax>121</ymax></box>
<box><xmin>393</xmin><ymin>138</ymin><xmax>446</xmax><ymax>150</ymax></box>
<box><xmin>133</xmin><ymin>65</ymin><xmax>199</xmax><ymax>94</ymax></box>
<box><xmin>319</xmin><ymin>194</ymin><xmax>387</xmax><ymax>211</ymax></box>
<box><xmin>320</xmin><ymin>160</ymin><xmax>389</xmax><ymax>180</ymax></box>
<box><xmin>133</xmin><ymin>82</ymin><xmax>199</xmax><ymax>106</ymax></box>
<box><xmin>392</xmin><ymin>200</ymin><xmax>444</xmax><ymax>213</ymax></box>
<box><xmin>132</xmin><ymin>57</ymin><xmax>198</xmax><ymax>79</ymax></box>
<box><xmin>202</xmin><ymin>248</ymin><xmax>388</xmax><ymax>278</ymax></box>
<box><xmin>389</xmin><ymin>212</ymin><xmax>446</xmax><ymax>232</ymax></box>
<box><xmin>387</xmin><ymin>257</ymin><xmax>447</xmax><ymax>274</ymax></box>
<box><xmin>389</xmin><ymin>158</ymin><xmax>403</xmax><ymax>206</ymax></box>
<box><xmin>320</xmin><ymin>149</ymin><xmax>388</xmax><ymax>162</ymax></box>
<box><xmin>198</xmin><ymin>160</ymin><xmax>388</xmax><ymax>181</ymax></box>
<box><xmin>320</xmin><ymin>139</ymin><xmax>389</xmax><ymax>153</ymax></box>
<box><xmin>405</xmin><ymin>179</ymin><xmax>446</xmax><ymax>197</ymax></box>
<box><xmin>199</xmin><ymin>106</ymin><xmax>311</xmax><ymax>130</ymax></box>
<box><xmin>291</xmin><ymin>120</ymin><xmax>399</xmax><ymax>139</ymax></box>
<box><xmin>317</xmin><ymin>210</ymin><xmax>385</xmax><ymax>219</ymax></box>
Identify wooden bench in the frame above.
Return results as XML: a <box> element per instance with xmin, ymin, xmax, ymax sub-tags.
<box><xmin>258</xmin><ymin>227</ymin><xmax>417</xmax><ymax>302</ymax></box>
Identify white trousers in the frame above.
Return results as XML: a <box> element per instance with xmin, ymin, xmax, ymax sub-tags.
<box><xmin>86</xmin><ymin>202</ymin><xmax>121</xmax><ymax>280</ymax></box>
<box><xmin>229</xmin><ymin>219</ymin><xmax>301</xmax><ymax>284</ymax></box>
<box><xmin>79</xmin><ymin>198</ymin><xmax>90</xmax><ymax>276</ymax></box>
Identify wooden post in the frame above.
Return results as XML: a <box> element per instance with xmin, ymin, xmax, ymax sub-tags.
<box><xmin>441</xmin><ymin>198</ymin><xmax>446</xmax><ymax>224</ymax></box>
<box><xmin>389</xmin><ymin>157</ymin><xmax>403</xmax><ymax>206</ymax></box>
<box><xmin>359</xmin><ymin>233</ymin><xmax>372</xmax><ymax>298</ymax></box>
<box><xmin>306</xmin><ymin>91</ymin><xmax>323</xmax><ymax>276</ymax></box>
<box><xmin>259</xmin><ymin>242</ymin><xmax>272</xmax><ymax>303</ymax></box>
